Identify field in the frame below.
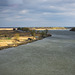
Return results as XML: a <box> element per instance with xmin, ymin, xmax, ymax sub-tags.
<box><xmin>0</xmin><ymin>28</ymin><xmax>52</xmax><ymax>50</ymax></box>
<box><xmin>0</xmin><ymin>30</ymin><xmax>40</xmax><ymax>49</ymax></box>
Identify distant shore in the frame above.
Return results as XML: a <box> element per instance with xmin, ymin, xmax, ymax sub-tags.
<box><xmin>34</xmin><ymin>29</ymin><xmax>67</xmax><ymax>30</ymax></box>
<box><xmin>0</xmin><ymin>27</ymin><xmax>67</xmax><ymax>31</ymax></box>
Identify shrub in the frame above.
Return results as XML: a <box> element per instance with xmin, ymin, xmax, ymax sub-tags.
<box><xmin>17</xmin><ymin>27</ymin><xmax>21</xmax><ymax>30</ymax></box>
<box><xmin>17</xmin><ymin>27</ymin><xmax>30</xmax><ymax>32</ymax></box>
<box><xmin>70</xmin><ymin>27</ymin><xmax>75</xmax><ymax>31</ymax></box>
<box><xmin>13</xmin><ymin>28</ymin><xmax>16</xmax><ymax>31</ymax></box>
<box><xmin>37</xmin><ymin>31</ymin><xmax>40</xmax><ymax>34</ymax></box>
<box><xmin>30</xmin><ymin>30</ymin><xmax>36</xmax><ymax>39</ymax></box>
<box><xmin>45</xmin><ymin>29</ymin><xmax>48</xmax><ymax>35</ymax></box>
<box><xmin>41</xmin><ymin>31</ymin><xmax>45</xmax><ymax>38</ymax></box>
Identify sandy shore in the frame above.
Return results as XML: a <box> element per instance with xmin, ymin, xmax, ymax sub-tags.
<box><xmin>34</xmin><ymin>29</ymin><xmax>67</xmax><ymax>30</ymax></box>
<box><xmin>0</xmin><ymin>27</ymin><xmax>67</xmax><ymax>31</ymax></box>
<box><xmin>0</xmin><ymin>36</ymin><xmax>36</xmax><ymax>48</ymax></box>
<box><xmin>0</xmin><ymin>28</ymin><xmax>13</xmax><ymax>30</ymax></box>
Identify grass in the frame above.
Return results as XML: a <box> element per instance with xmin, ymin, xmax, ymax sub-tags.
<box><xmin>0</xmin><ymin>29</ymin><xmax>52</xmax><ymax>50</ymax></box>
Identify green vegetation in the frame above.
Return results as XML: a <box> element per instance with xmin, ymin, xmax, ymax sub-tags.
<box><xmin>36</xmin><ymin>31</ymin><xmax>40</xmax><ymax>34</ymax></box>
<box><xmin>7</xmin><ymin>37</ymin><xmax>11</xmax><ymax>40</ymax></box>
<box><xmin>40</xmin><ymin>29</ymin><xmax>52</xmax><ymax>38</ymax></box>
<box><xmin>30</xmin><ymin>30</ymin><xmax>36</xmax><ymax>39</ymax></box>
<box><xmin>45</xmin><ymin>29</ymin><xmax>48</xmax><ymax>35</ymax></box>
<box><xmin>29</xmin><ymin>27</ymin><xmax>67</xmax><ymax>30</ymax></box>
<box><xmin>0</xmin><ymin>28</ymin><xmax>52</xmax><ymax>50</ymax></box>
<box><xmin>70</xmin><ymin>27</ymin><xmax>75</xmax><ymax>31</ymax></box>
<box><xmin>17</xmin><ymin>27</ymin><xmax>30</xmax><ymax>32</ymax></box>
<box><xmin>13</xmin><ymin>28</ymin><xmax>16</xmax><ymax>31</ymax></box>
<box><xmin>41</xmin><ymin>31</ymin><xmax>46</xmax><ymax>38</ymax></box>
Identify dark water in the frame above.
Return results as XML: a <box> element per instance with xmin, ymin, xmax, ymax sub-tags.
<box><xmin>0</xmin><ymin>30</ymin><xmax>75</xmax><ymax>75</ymax></box>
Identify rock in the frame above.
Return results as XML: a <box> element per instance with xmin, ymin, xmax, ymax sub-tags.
<box><xmin>28</xmin><ymin>38</ymin><xmax>32</xmax><ymax>40</ymax></box>
<box><xmin>47</xmin><ymin>33</ymin><xmax>52</xmax><ymax>37</ymax></box>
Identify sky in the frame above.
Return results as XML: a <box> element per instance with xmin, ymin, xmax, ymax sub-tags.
<box><xmin>0</xmin><ymin>0</ymin><xmax>75</xmax><ymax>27</ymax></box>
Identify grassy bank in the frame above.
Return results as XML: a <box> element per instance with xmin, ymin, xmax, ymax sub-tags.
<box><xmin>0</xmin><ymin>28</ymin><xmax>51</xmax><ymax>50</ymax></box>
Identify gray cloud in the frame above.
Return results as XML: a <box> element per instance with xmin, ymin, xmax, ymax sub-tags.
<box><xmin>0</xmin><ymin>0</ymin><xmax>8</xmax><ymax>6</ymax></box>
<box><xmin>0</xmin><ymin>0</ymin><xmax>75</xmax><ymax>27</ymax></box>
<box><xmin>8</xmin><ymin>0</ymin><xmax>23</xmax><ymax>5</ymax></box>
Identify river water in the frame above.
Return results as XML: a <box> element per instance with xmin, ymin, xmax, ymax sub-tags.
<box><xmin>0</xmin><ymin>30</ymin><xmax>75</xmax><ymax>75</ymax></box>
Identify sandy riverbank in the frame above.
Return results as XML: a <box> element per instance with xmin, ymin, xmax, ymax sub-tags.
<box><xmin>0</xmin><ymin>30</ymin><xmax>39</xmax><ymax>50</ymax></box>
<box><xmin>0</xmin><ymin>36</ymin><xmax>35</xmax><ymax>47</ymax></box>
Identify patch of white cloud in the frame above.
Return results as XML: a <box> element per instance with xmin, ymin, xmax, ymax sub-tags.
<box><xmin>5</xmin><ymin>15</ymin><xmax>34</xmax><ymax>21</ymax></box>
<box><xmin>49</xmin><ymin>6</ymin><xmax>66</xmax><ymax>11</ymax></box>
<box><xmin>2</xmin><ymin>9</ymin><xmax>11</xmax><ymax>13</ymax></box>
<box><xmin>19</xmin><ymin>10</ymin><xmax>29</xmax><ymax>14</ymax></box>
<box><xmin>43</xmin><ymin>12</ymin><xmax>75</xmax><ymax>16</ymax></box>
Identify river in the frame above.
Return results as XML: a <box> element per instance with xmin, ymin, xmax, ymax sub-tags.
<box><xmin>0</xmin><ymin>30</ymin><xmax>75</xmax><ymax>75</ymax></box>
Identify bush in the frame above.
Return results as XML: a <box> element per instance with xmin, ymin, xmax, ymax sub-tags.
<box><xmin>30</xmin><ymin>30</ymin><xmax>36</xmax><ymax>39</ymax></box>
<box><xmin>70</xmin><ymin>27</ymin><xmax>75</xmax><ymax>31</ymax></box>
<box><xmin>45</xmin><ymin>29</ymin><xmax>48</xmax><ymax>35</ymax></box>
<box><xmin>41</xmin><ymin>31</ymin><xmax>46</xmax><ymax>38</ymax></box>
<box><xmin>13</xmin><ymin>28</ymin><xmax>16</xmax><ymax>31</ymax></box>
<box><xmin>17</xmin><ymin>27</ymin><xmax>30</xmax><ymax>32</ymax></box>
<box><xmin>17</xmin><ymin>27</ymin><xmax>22</xmax><ymax>30</ymax></box>
<box><xmin>36</xmin><ymin>31</ymin><xmax>40</xmax><ymax>34</ymax></box>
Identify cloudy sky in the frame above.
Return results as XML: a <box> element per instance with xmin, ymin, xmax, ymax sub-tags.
<box><xmin>0</xmin><ymin>0</ymin><xmax>75</xmax><ymax>27</ymax></box>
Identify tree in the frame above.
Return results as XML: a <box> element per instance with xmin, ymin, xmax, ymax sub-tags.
<box><xmin>37</xmin><ymin>30</ymin><xmax>40</xmax><ymax>34</ymax></box>
<box><xmin>17</xmin><ymin>27</ymin><xmax>21</xmax><ymax>30</ymax></box>
<box><xmin>13</xmin><ymin>28</ymin><xmax>16</xmax><ymax>31</ymax></box>
<box><xmin>70</xmin><ymin>27</ymin><xmax>75</xmax><ymax>31</ymax></box>
<box><xmin>22</xmin><ymin>27</ymin><xmax>30</xmax><ymax>32</ymax></box>
<box><xmin>41</xmin><ymin>31</ymin><xmax>45</xmax><ymax>38</ymax></box>
<box><xmin>17</xmin><ymin>27</ymin><xmax>30</xmax><ymax>32</ymax></box>
<box><xmin>45</xmin><ymin>29</ymin><xmax>48</xmax><ymax>35</ymax></box>
<box><xmin>30</xmin><ymin>30</ymin><xmax>36</xmax><ymax>39</ymax></box>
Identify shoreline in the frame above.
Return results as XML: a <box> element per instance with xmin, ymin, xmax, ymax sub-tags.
<box><xmin>0</xmin><ymin>27</ymin><xmax>67</xmax><ymax>31</ymax></box>
<box><xmin>34</xmin><ymin>29</ymin><xmax>68</xmax><ymax>30</ymax></box>
<box><xmin>0</xmin><ymin>37</ymin><xmax>46</xmax><ymax>50</ymax></box>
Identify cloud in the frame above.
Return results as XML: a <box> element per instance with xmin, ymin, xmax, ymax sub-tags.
<box><xmin>43</xmin><ymin>12</ymin><xmax>75</xmax><ymax>16</ymax></box>
<box><xmin>5</xmin><ymin>17</ymin><xmax>34</xmax><ymax>21</ymax></box>
<box><xmin>0</xmin><ymin>0</ymin><xmax>23</xmax><ymax>6</ymax></box>
<box><xmin>0</xmin><ymin>0</ymin><xmax>8</xmax><ymax>6</ymax></box>
<box><xmin>49</xmin><ymin>6</ymin><xmax>66</xmax><ymax>11</ymax></box>
<box><xmin>0</xmin><ymin>0</ymin><xmax>75</xmax><ymax>27</ymax></box>
<box><xmin>8</xmin><ymin>0</ymin><xmax>23</xmax><ymax>5</ymax></box>
<box><xmin>19</xmin><ymin>10</ymin><xmax>29</xmax><ymax>14</ymax></box>
<box><xmin>2</xmin><ymin>9</ymin><xmax>12</xmax><ymax>13</ymax></box>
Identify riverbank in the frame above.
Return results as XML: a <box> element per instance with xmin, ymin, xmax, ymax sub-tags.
<box><xmin>0</xmin><ymin>27</ymin><xmax>67</xmax><ymax>31</ymax></box>
<box><xmin>0</xmin><ymin>38</ymin><xmax>37</xmax><ymax>50</ymax></box>
<box><xmin>0</xmin><ymin>36</ymin><xmax>50</xmax><ymax>50</ymax></box>
<box><xmin>0</xmin><ymin>30</ymin><xmax>51</xmax><ymax>50</ymax></box>
<box><xmin>0</xmin><ymin>36</ymin><xmax>35</xmax><ymax>50</ymax></box>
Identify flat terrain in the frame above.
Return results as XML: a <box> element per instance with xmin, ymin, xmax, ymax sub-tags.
<box><xmin>0</xmin><ymin>30</ymin><xmax>75</xmax><ymax>75</ymax></box>
<box><xmin>0</xmin><ymin>30</ymin><xmax>36</xmax><ymax>47</ymax></box>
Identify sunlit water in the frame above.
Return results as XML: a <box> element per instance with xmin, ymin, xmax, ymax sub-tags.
<box><xmin>0</xmin><ymin>30</ymin><xmax>75</xmax><ymax>75</ymax></box>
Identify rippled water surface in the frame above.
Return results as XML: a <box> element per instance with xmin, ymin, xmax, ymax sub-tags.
<box><xmin>0</xmin><ymin>30</ymin><xmax>75</xmax><ymax>75</ymax></box>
